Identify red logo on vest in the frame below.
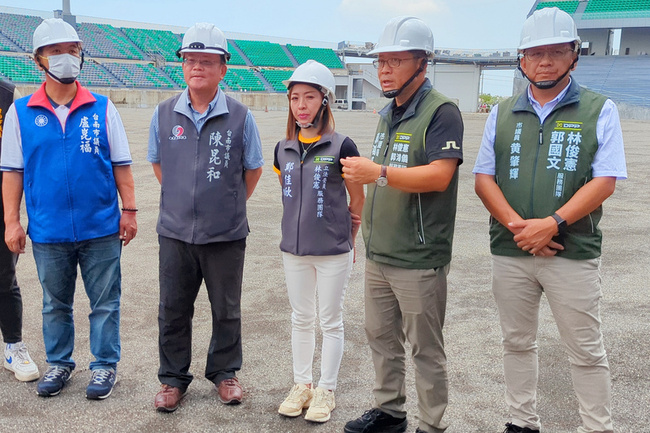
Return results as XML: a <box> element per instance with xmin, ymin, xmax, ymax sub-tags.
<box><xmin>169</xmin><ymin>125</ymin><xmax>187</xmax><ymax>141</ymax></box>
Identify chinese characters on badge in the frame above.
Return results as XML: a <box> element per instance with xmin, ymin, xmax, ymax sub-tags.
<box><xmin>206</xmin><ymin>129</ymin><xmax>232</xmax><ymax>182</ymax></box>
<box><xmin>509</xmin><ymin>121</ymin><xmax>582</xmax><ymax>198</ymax></box>
<box><xmin>79</xmin><ymin>114</ymin><xmax>101</xmax><ymax>155</ymax></box>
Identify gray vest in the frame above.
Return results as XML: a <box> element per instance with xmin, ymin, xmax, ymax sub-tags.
<box><xmin>157</xmin><ymin>93</ymin><xmax>249</xmax><ymax>244</ymax></box>
<box><xmin>277</xmin><ymin>132</ymin><xmax>352</xmax><ymax>256</ymax></box>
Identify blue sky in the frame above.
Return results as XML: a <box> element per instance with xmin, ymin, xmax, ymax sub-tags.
<box><xmin>1</xmin><ymin>0</ymin><xmax>536</xmax><ymax>94</ymax></box>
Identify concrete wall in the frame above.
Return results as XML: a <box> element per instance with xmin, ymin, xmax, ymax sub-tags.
<box><xmin>620</xmin><ymin>27</ymin><xmax>650</xmax><ymax>55</ymax></box>
<box><xmin>429</xmin><ymin>64</ymin><xmax>481</xmax><ymax>113</ymax></box>
<box><xmin>580</xmin><ymin>29</ymin><xmax>611</xmax><ymax>55</ymax></box>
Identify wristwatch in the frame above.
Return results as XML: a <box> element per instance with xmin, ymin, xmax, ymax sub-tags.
<box><xmin>551</xmin><ymin>212</ymin><xmax>567</xmax><ymax>236</ymax></box>
<box><xmin>376</xmin><ymin>165</ymin><xmax>388</xmax><ymax>187</ymax></box>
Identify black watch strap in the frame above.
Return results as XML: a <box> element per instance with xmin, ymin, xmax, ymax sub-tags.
<box><xmin>551</xmin><ymin>212</ymin><xmax>567</xmax><ymax>235</ymax></box>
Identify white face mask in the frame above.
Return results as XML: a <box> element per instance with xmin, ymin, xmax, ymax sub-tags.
<box><xmin>45</xmin><ymin>53</ymin><xmax>81</xmax><ymax>84</ymax></box>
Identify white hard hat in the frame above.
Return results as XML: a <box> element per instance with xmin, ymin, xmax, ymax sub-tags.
<box><xmin>367</xmin><ymin>16</ymin><xmax>434</xmax><ymax>56</ymax></box>
<box><xmin>178</xmin><ymin>23</ymin><xmax>231</xmax><ymax>61</ymax></box>
<box><xmin>519</xmin><ymin>7</ymin><xmax>581</xmax><ymax>51</ymax></box>
<box><xmin>283</xmin><ymin>60</ymin><xmax>335</xmax><ymax>100</ymax></box>
<box><xmin>33</xmin><ymin>18</ymin><xmax>81</xmax><ymax>55</ymax></box>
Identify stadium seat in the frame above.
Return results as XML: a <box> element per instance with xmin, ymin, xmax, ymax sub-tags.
<box><xmin>286</xmin><ymin>44</ymin><xmax>343</xmax><ymax>69</ymax></box>
<box><xmin>234</xmin><ymin>40</ymin><xmax>293</xmax><ymax>67</ymax></box>
<box><xmin>535</xmin><ymin>1</ymin><xmax>580</xmax><ymax>14</ymax></box>
<box><xmin>122</xmin><ymin>28</ymin><xmax>182</xmax><ymax>63</ymax></box>
<box><xmin>77</xmin><ymin>23</ymin><xmax>143</xmax><ymax>60</ymax></box>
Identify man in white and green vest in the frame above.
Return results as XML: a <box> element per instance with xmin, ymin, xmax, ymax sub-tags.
<box><xmin>473</xmin><ymin>7</ymin><xmax>626</xmax><ymax>433</ymax></box>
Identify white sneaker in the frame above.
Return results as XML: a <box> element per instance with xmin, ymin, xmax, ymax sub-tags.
<box><xmin>4</xmin><ymin>342</ymin><xmax>40</xmax><ymax>382</ymax></box>
<box><xmin>304</xmin><ymin>387</ymin><xmax>335</xmax><ymax>422</ymax></box>
<box><xmin>278</xmin><ymin>383</ymin><xmax>313</xmax><ymax>417</ymax></box>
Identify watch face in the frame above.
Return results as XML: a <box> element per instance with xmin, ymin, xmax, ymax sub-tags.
<box><xmin>376</xmin><ymin>177</ymin><xmax>388</xmax><ymax>187</ymax></box>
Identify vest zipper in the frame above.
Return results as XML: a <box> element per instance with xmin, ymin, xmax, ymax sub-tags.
<box><xmin>191</xmin><ymin>132</ymin><xmax>200</xmax><ymax>244</ymax></box>
<box><xmin>366</xmin><ymin>133</ymin><xmax>391</xmax><ymax>256</ymax></box>
<box><xmin>417</xmin><ymin>193</ymin><xmax>425</xmax><ymax>244</ymax></box>
<box><xmin>296</xmin><ymin>141</ymin><xmax>317</xmax><ymax>253</ymax></box>
<box><xmin>529</xmin><ymin>123</ymin><xmax>544</xmax><ymax>216</ymax></box>
<box><xmin>296</xmin><ymin>150</ymin><xmax>305</xmax><ymax>253</ymax></box>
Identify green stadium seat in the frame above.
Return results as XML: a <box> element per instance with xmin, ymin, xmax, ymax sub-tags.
<box><xmin>0</xmin><ymin>13</ymin><xmax>42</xmax><ymax>53</ymax></box>
<box><xmin>584</xmin><ymin>0</ymin><xmax>650</xmax><ymax>19</ymax></box>
<box><xmin>78</xmin><ymin>23</ymin><xmax>143</xmax><ymax>60</ymax></box>
<box><xmin>234</xmin><ymin>40</ymin><xmax>293</xmax><ymax>67</ymax></box>
<box><xmin>535</xmin><ymin>1</ymin><xmax>580</xmax><ymax>14</ymax></box>
<box><xmin>123</xmin><ymin>27</ymin><xmax>182</xmax><ymax>63</ymax></box>
<box><xmin>0</xmin><ymin>55</ymin><xmax>42</xmax><ymax>83</ymax></box>
<box><xmin>286</xmin><ymin>44</ymin><xmax>343</xmax><ymax>69</ymax></box>
<box><xmin>260</xmin><ymin>69</ymin><xmax>293</xmax><ymax>92</ymax></box>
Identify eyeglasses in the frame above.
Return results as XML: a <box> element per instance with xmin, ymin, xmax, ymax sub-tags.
<box><xmin>183</xmin><ymin>58</ymin><xmax>220</xmax><ymax>68</ymax></box>
<box><xmin>522</xmin><ymin>48</ymin><xmax>574</xmax><ymax>62</ymax></box>
<box><xmin>372</xmin><ymin>57</ymin><xmax>418</xmax><ymax>69</ymax></box>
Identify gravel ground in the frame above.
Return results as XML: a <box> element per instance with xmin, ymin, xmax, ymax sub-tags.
<box><xmin>0</xmin><ymin>107</ymin><xmax>646</xmax><ymax>433</ymax></box>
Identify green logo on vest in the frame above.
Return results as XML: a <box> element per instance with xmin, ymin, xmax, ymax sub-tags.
<box><xmin>555</xmin><ymin>120</ymin><xmax>583</xmax><ymax>130</ymax></box>
<box><xmin>313</xmin><ymin>156</ymin><xmax>335</xmax><ymax>164</ymax></box>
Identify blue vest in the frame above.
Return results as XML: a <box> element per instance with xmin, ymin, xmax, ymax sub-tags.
<box><xmin>15</xmin><ymin>93</ymin><xmax>119</xmax><ymax>243</ymax></box>
<box><xmin>157</xmin><ymin>93</ymin><xmax>249</xmax><ymax>244</ymax></box>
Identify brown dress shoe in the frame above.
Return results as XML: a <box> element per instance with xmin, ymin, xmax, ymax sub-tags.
<box><xmin>217</xmin><ymin>377</ymin><xmax>242</xmax><ymax>405</ymax></box>
<box><xmin>154</xmin><ymin>384</ymin><xmax>185</xmax><ymax>412</ymax></box>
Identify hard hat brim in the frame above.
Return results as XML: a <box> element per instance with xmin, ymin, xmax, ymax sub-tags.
<box><xmin>519</xmin><ymin>36</ymin><xmax>580</xmax><ymax>51</ymax></box>
<box><xmin>33</xmin><ymin>36</ymin><xmax>82</xmax><ymax>54</ymax></box>
<box><xmin>179</xmin><ymin>47</ymin><xmax>228</xmax><ymax>56</ymax></box>
<box><xmin>368</xmin><ymin>45</ymin><xmax>431</xmax><ymax>56</ymax></box>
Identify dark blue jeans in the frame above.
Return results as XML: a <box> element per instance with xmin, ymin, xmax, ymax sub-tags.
<box><xmin>157</xmin><ymin>235</ymin><xmax>245</xmax><ymax>391</ymax></box>
<box><xmin>32</xmin><ymin>234</ymin><xmax>122</xmax><ymax>371</ymax></box>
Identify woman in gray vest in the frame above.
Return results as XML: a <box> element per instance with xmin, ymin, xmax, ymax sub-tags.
<box><xmin>273</xmin><ymin>60</ymin><xmax>364</xmax><ymax>423</ymax></box>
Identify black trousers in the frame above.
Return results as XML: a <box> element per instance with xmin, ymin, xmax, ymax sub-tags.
<box><xmin>0</xmin><ymin>173</ymin><xmax>22</xmax><ymax>344</ymax></box>
<box><xmin>157</xmin><ymin>235</ymin><xmax>246</xmax><ymax>391</ymax></box>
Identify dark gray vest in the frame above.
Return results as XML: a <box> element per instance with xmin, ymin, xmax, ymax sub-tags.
<box><xmin>277</xmin><ymin>132</ymin><xmax>352</xmax><ymax>256</ymax></box>
<box><xmin>157</xmin><ymin>93</ymin><xmax>249</xmax><ymax>244</ymax></box>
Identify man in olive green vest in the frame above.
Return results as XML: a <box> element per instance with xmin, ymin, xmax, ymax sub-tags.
<box><xmin>473</xmin><ymin>8</ymin><xmax>626</xmax><ymax>433</ymax></box>
<box><xmin>341</xmin><ymin>16</ymin><xmax>463</xmax><ymax>433</ymax></box>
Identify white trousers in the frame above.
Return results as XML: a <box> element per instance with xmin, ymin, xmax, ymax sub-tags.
<box><xmin>492</xmin><ymin>255</ymin><xmax>613</xmax><ymax>433</ymax></box>
<box><xmin>282</xmin><ymin>251</ymin><xmax>353</xmax><ymax>390</ymax></box>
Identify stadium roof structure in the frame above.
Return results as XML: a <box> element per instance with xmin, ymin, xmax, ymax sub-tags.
<box><xmin>531</xmin><ymin>0</ymin><xmax>650</xmax><ymax>29</ymax></box>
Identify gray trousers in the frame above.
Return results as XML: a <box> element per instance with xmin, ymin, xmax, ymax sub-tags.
<box><xmin>364</xmin><ymin>259</ymin><xmax>449</xmax><ymax>433</ymax></box>
<box><xmin>492</xmin><ymin>255</ymin><xmax>613</xmax><ymax>433</ymax></box>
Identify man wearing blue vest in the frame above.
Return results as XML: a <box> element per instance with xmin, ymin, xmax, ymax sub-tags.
<box><xmin>0</xmin><ymin>79</ymin><xmax>40</xmax><ymax>384</ymax></box>
<box><xmin>473</xmin><ymin>8</ymin><xmax>626</xmax><ymax>433</ymax></box>
<box><xmin>341</xmin><ymin>16</ymin><xmax>463</xmax><ymax>433</ymax></box>
<box><xmin>1</xmin><ymin>18</ymin><xmax>137</xmax><ymax>400</ymax></box>
<box><xmin>147</xmin><ymin>23</ymin><xmax>264</xmax><ymax>413</ymax></box>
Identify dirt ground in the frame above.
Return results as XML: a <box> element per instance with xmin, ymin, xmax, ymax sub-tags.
<box><xmin>0</xmin><ymin>106</ymin><xmax>647</xmax><ymax>433</ymax></box>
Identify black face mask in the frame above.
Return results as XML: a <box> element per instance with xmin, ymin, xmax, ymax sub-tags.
<box><xmin>382</xmin><ymin>58</ymin><xmax>427</xmax><ymax>99</ymax></box>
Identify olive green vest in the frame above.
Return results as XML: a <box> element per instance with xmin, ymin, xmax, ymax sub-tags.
<box><xmin>492</xmin><ymin>80</ymin><xmax>607</xmax><ymax>259</ymax></box>
<box><xmin>362</xmin><ymin>83</ymin><xmax>459</xmax><ymax>269</ymax></box>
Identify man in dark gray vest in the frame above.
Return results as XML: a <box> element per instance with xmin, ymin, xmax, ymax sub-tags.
<box><xmin>147</xmin><ymin>22</ymin><xmax>263</xmax><ymax>413</ymax></box>
<box><xmin>0</xmin><ymin>79</ymin><xmax>40</xmax><ymax>383</ymax></box>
